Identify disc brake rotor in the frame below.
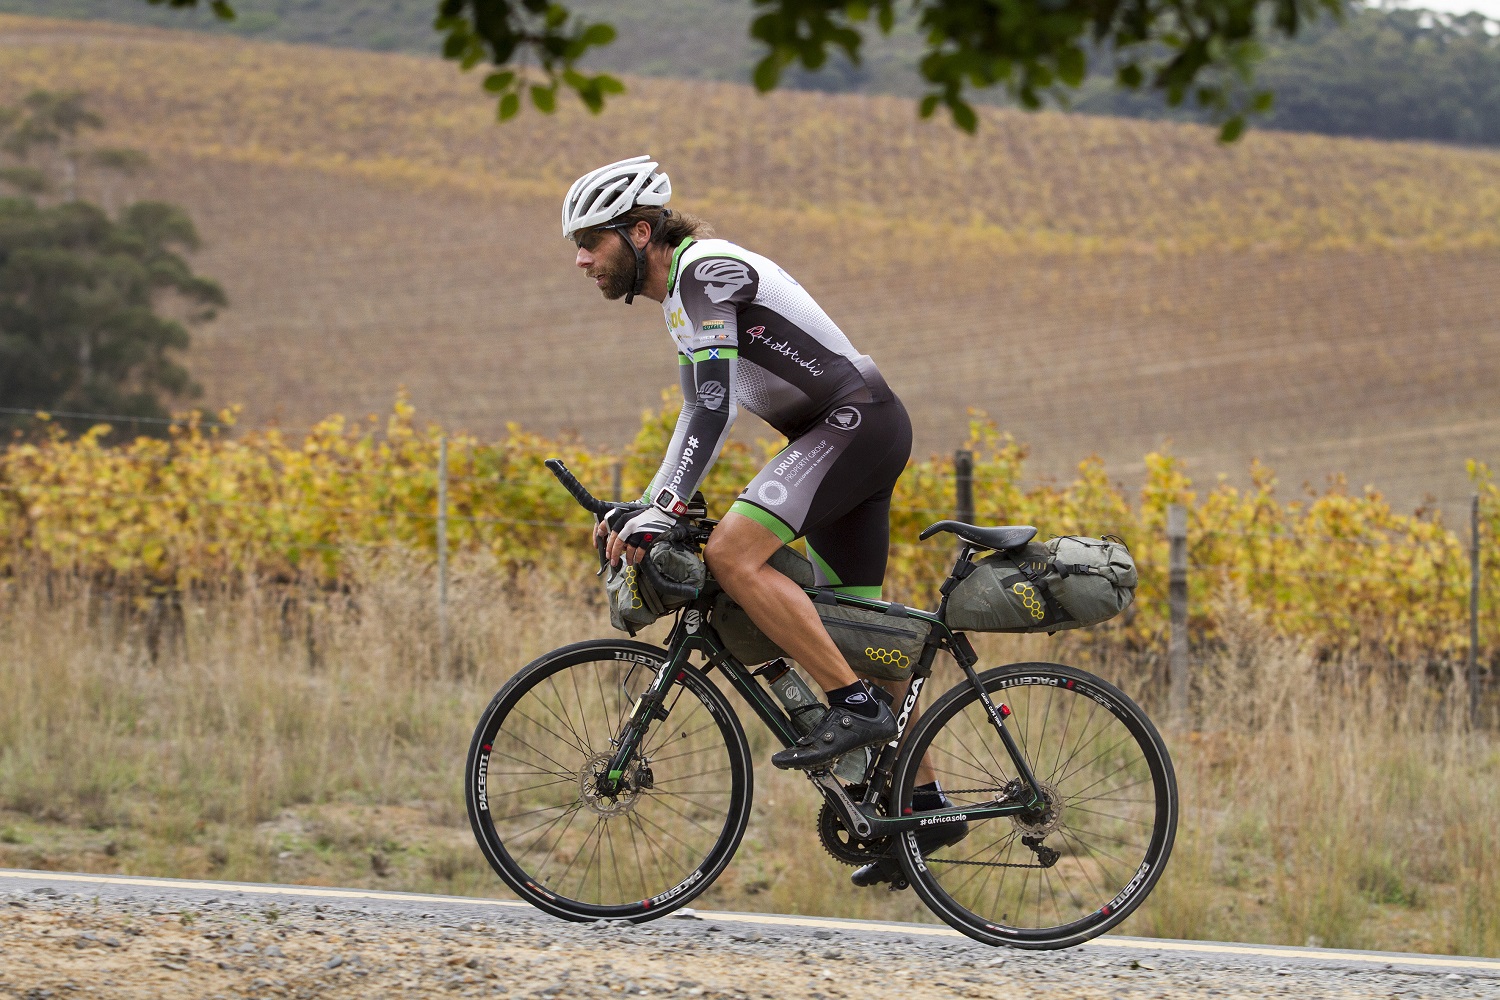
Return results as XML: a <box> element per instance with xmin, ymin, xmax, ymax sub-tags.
<box><xmin>578</xmin><ymin>751</ymin><xmax>646</xmax><ymax>817</ymax></box>
<box><xmin>1010</xmin><ymin>779</ymin><xmax>1064</xmax><ymax>837</ymax></box>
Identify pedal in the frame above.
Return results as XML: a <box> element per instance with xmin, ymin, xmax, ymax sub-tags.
<box><xmin>888</xmin><ymin>877</ymin><xmax>909</xmax><ymax>892</ymax></box>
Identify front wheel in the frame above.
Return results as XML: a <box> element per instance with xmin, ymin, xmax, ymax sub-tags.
<box><xmin>466</xmin><ymin>639</ymin><xmax>753</xmax><ymax>921</ymax></box>
<box><xmin>893</xmin><ymin>661</ymin><xmax>1177</xmax><ymax>949</ymax></box>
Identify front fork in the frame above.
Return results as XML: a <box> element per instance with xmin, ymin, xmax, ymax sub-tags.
<box><xmin>595</xmin><ymin>648</ymin><xmax>688</xmax><ymax>798</ymax></box>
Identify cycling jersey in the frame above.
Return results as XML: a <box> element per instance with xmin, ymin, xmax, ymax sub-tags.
<box><xmin>644</xmin><ymin>238</ymin><xmax>911</xmax><ymax>594</ymax></box>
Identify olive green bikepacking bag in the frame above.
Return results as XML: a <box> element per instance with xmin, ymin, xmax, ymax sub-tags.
<box><xmin>605</xmin><ymin>541</ymin><xmax>707</xmax><ymax>634</ymax></box>
<box><xmin>713</xmin><ymin>547</ymin><xmax>932</xmax><ymax>682</ymax></box>
<box><xmin>712</xmin><ymin>546</ymin><xmax>814</xmax><ymax>664</ymax></box>
<box><xmin>945</xmin><ymin>535</ymin><xmax>1137</xmax><ymax>634</ymax></box>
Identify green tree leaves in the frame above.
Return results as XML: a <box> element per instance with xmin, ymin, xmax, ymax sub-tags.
<box><xmin>0</xmin><ymin>199</ymin><xmax>226</xmax><ymax>433</ymax></box>
<box><xmin>144</xmin><ymin>0</ymin><xmax>1350</xmax><ymax>138</ymax></box>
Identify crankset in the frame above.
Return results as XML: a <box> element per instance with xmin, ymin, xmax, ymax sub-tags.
<box><xmin>816</xmin><ymin>786</ymin><xmax>891</xmax><ymax>865</ymax></box>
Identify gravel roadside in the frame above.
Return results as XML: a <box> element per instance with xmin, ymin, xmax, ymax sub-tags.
<box><xmin>1</xmin><ymin>877</ymin><xmax>1496</xmax><ymax>1000</ymax></box>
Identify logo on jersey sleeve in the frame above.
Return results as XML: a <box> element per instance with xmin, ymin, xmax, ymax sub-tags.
<box><xmin>694</xmin><ymin>259</ymin><xmax>752</xmax><ymax>304</ymax></box>
<box><xmin>698</xmin><ymin>380</ymin><xmax>726</xmax><ymax>411</ymax></box>
<box><xmin>826</xmin><ymin>406</ymin><xmax>861</xmax><ymax>430</ymax></box>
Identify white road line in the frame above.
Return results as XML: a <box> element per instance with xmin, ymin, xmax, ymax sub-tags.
<box><xmin>4</xmin><ymin>869</ymin><xmax>1498</xmax><ymax>974</ymax></box>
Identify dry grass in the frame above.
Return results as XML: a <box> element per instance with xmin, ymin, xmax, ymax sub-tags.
<box><xmin>1</xmin><ymin>565</ymin><xmax>1496</xmax><ymax>955</ymax></box>
<box><xmin>0</xmin><ymin>15</ymin><xmax>1497</xmax><ymax>513</ymax></box>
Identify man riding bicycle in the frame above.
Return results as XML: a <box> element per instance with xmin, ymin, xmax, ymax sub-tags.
<box><xmin>564</xmin><ymin>155</ymin><xmax>963</xmax><ymax>886</ymax></box>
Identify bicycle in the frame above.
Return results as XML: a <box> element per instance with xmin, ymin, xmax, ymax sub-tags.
<box><xmin>465</xmin><ymin>460</ymin><xmax>1178</xmax><ymax>950</ymax></box>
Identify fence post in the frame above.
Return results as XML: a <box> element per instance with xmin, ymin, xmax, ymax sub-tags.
<box><xmin>612</xmin><ymin>460</ymin><xmax>623</xmax><ymax>504</ymax></box>
<box><xmin>1472</xmin><ymin>493</ymin><xmax>1482</xmax><ymax>728</ymax></box>
<box><xmin>955</xmin><ymin>449</ymin><xmax>974</xmax><ymax>525</ymax></box>
<box><xmin>437</xmin><ymin>436</ymin><xmax>449</xmax><ymax>674</ymax></box>
<box><xmin>1168</xmin><ymin>503</ymin><xmax>1189</xmax><ymax>726</ymax></box>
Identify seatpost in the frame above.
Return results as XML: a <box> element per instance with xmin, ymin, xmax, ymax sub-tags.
<box><xmin>936</xmin><ymin>544</ymin><xmax>980</xmax><ymax>620</ymax></box>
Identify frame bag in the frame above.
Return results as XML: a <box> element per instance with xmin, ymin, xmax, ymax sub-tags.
<box><xmin>712</xmin><ymin>546</ymin><xmax>814</xmax><ymax>664</ymax></box>
<box><xmin>713</xmin><ymin>548</ymin><xmax>931</xmax><ymax>681</ymax></box>
<box><xmin>946</xmin><ymin>535</ymin><xmax>1137</xmax><ymax>634</ymax></box>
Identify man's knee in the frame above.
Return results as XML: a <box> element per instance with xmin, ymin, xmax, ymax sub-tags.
<box><xmin>704</xmin><ymin>529</ymin><xmax>752</xmax><ymax>583</ymax></box>
<box><xmin>704</xmin><ymin>513</ymin><xmax>778</xmax><ymax>584</ymax></box>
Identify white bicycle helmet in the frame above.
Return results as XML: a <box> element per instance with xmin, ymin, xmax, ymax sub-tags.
<box><xmin>561</xmin><ymin>155</ymin><xmax>671</xmax><ymax>241</ymax></box>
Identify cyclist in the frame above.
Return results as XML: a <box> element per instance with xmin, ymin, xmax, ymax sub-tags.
<box><xmin>564</xmin><ymin>155</ymin><xmax>964</xmax><ymax>885</ymax></box>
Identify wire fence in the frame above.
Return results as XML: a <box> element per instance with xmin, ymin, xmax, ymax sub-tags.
<box><xmin>1</xmin><ymin>409</ymin><xmax>1491</xmax><ymax>715</ymax></box>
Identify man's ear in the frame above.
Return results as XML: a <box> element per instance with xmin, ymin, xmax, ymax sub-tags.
<box><xmin>632</xmin><ymin>219</ymin><xmax>653</xmax><ymax>249</ymax></box>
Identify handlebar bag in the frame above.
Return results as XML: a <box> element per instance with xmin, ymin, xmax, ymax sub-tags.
<box><xmin>605</xmin><ymin>541</ymin><xmax>707</xmax><ymax>634</ymax></box>
<box><xmin>946</xmin><ymin>535</ymin><xmax>1137</xmax><ymax>633</ymax></box>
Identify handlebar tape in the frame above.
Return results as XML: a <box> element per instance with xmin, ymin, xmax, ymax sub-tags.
<box><xmin>544</xmin><ymin>459</ymin><xmax>612</xmax><ymax>517</ymax></box>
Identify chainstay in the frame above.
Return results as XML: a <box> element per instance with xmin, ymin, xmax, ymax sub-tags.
<box><xmin>925</xmin><ymin>857</ymin><xmax>1051</xmax><ymax>870</ymax></box>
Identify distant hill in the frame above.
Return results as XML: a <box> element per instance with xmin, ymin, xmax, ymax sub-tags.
<box><xmin>4</xmin><ymin>0</ymin><xmax>1499</xmax><ymax>146</ymax></box>
<box><xmin>0</xmin><ymin>13</ymin><xmax>1496</xmax><ymax>517</ymax></box>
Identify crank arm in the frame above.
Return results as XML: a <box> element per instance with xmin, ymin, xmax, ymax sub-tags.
<box><xmin>806</xmin><ymin>770</ymin><xmax>874</xmax><ymax>839</ymax></box>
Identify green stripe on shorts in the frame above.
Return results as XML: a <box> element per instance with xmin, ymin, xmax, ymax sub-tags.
<box><xmin>830</xmin><ymin>584</ymin><xmax>883</xmax><ymax>599</ymax></box>
<box><xmin>729</xmin><ymin>500</ymin><xmax>795</xmax><ymax>543</ymax></box>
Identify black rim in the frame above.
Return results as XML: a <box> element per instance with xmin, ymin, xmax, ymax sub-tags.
<box><xmin>466</xmin><ymin>641</ymin><xmax>752</xmax><ymax>920</ymax></box>
<box><xmin>896</xmin><ymin>662</ymin><xmax>1176</xmax><ymax>949</ymax></box>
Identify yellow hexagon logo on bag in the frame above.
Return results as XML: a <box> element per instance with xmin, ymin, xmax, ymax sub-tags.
<box><xmin>1011</xmin><ymin>581</ymin><xmax>1045</xmax><ymax>621</ymax></box>
<box><xmin>863</xmin><ymin>647</ymin><xmax>911</xmax><ymax>670</ymax></box>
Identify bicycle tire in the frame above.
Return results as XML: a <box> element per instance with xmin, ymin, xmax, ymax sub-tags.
<box><xmin>892</xmin><ymin>661</ymin><xmax>1177</xmax><ymax>950</ymax></box>
<box><xmin>466</xmin><ymin>639</ymin><xmax>753</xmax><ymax>922</ymax></box>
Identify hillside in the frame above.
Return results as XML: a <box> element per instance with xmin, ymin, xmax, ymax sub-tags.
<box><xmin>0</xmin><ymin>13</ymin><xmax>1497</xmax><ymax>514</ymax></box>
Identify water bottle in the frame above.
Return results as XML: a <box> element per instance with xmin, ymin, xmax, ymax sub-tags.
<box><xmin>761</xmin><ymin>659</ymin><xmax>824</xmax><ymax>735</ymax></box>
<box><xmin>761</xmin><ymin>659</ymin><xmax>872</xmax><ymax>784</ymax></box>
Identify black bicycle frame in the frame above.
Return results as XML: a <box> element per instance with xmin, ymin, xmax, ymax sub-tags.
<box><xmin>595</xmin><ymin>546</ymin><xmax>1048</xmax><ymax>842</ymax></box>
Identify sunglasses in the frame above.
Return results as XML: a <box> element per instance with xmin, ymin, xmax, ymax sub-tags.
<box><xmin>572</xmin><ymin>222</ymin><xmax>630</xmax><ymax>252</ymax></box>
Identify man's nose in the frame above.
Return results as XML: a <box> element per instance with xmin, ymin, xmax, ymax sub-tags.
<box><xmin>575</xmin><ymin>246</ymin><xmax>592</xmax><ymax>269</ymax></box>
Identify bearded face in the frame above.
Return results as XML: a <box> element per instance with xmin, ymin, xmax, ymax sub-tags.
<box><xmin>584</xmin><ymin>231</ymin><xmax>637</xmax><ymax>301</ymax></box>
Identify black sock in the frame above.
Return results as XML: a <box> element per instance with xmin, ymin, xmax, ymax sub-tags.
<box><xmin>828</xmin><ymin>681</ymin><xmax>879</xmax><ymax>718</ymax></box>
<box><xmin>912</xmin><ymin>781</ymin><xmax>949</xmax><ymax>812</ymax></box>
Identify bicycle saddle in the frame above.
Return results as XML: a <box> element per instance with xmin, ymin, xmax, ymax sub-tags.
<box><xmin>919</xmin><ymin>520</ymin><xmax>1037</xmax><ymax>551</ymax></box>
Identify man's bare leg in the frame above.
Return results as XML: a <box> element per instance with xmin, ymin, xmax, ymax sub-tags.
<box><xmin>704</xmin><ymin>512</ymin><xmax>858</xmax><ymax>693</ymax></box>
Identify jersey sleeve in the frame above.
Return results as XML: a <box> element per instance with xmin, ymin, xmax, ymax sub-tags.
<box><xmin>646</xmin><ymin>255</ymin><xmax>759</xmax><ymax>506</ymax></box>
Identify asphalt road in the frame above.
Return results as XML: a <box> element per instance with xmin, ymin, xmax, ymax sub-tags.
<box><xmin>2</xmin><ymin>868</ymin><xmax>1497</xmax><ymax>999</ymax></box>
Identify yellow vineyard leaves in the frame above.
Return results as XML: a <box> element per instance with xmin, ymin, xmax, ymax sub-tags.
<box><xmin>1</xmin><ymin>397</ymin><xmax>1493</xmax><ymax>658</ymax></box>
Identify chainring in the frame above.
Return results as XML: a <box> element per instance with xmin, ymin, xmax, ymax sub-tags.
<box><xmin>816</xmin><ymin>787</ymin><xmax>891</xmax><ymax>866</ymax></box>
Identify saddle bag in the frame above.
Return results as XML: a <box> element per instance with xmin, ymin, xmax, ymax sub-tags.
<box><xmin>945</xmin><ymin>535</ymin><xmax>1137</xmax><ymax>634</ymax></box>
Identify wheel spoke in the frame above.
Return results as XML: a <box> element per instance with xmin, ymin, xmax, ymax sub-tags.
<box><xmin>897</xmin><ymin>664</ymin><xmax>1174</xmax><ymax>945</ymax></box>
<box><xmin>469</xmin><ymin>646</ymin><xmax>748</xmax><ymax>915</ymax></box>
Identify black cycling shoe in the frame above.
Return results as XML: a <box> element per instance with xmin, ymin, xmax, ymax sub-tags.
<box><xmin>770</xmin><ymin>701</ymin><xmax>897</xmax><ymax>771</ymax></box>
<box><xmin>851</xmin><ymin>816</ymin><xmax>971</xmax><ymax>888</ymax></box>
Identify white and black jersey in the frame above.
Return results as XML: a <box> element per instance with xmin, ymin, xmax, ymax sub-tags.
<box><xmin>646</xmin><ymin>237</ymin><xmax>893</xmax><ymax>505</ymax></box>
<box><xmin>644</xmin><ymin>237</ymin><xmax>912</xmax><ymax>595</ymax></box>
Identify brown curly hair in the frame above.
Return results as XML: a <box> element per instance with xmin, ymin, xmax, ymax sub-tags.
<box><xmin>608</xmin><ymin>206</ymin><xmax>714</xmax><ymax>248</ymax></box>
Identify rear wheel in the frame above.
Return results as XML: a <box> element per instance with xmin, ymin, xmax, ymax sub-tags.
<box><xmin>893</xmin><ymin>661</ymin><xmax>1177</xmax><ymax>949</ymax></box>
<box><xmin>466</xmin><ymin>640</ymin><xmax>753</xmax><ymax>921</ymax></box>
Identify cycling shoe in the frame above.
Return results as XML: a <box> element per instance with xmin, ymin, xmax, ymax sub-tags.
<box><xmin>852</xmin><ymin>815</ymin><xmax>970</xmax><ymax>888</ymax></box>
<box><xmin>770</xmin><ymin>701</ymin><xmax>897</xmax><ymax>771</ymax></box>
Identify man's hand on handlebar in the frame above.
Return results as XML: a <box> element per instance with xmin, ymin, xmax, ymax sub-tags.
<box><xmin>596</xmin><ymin>504</ymin><xmax>677</xmax><ymax>567</ymax></box>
